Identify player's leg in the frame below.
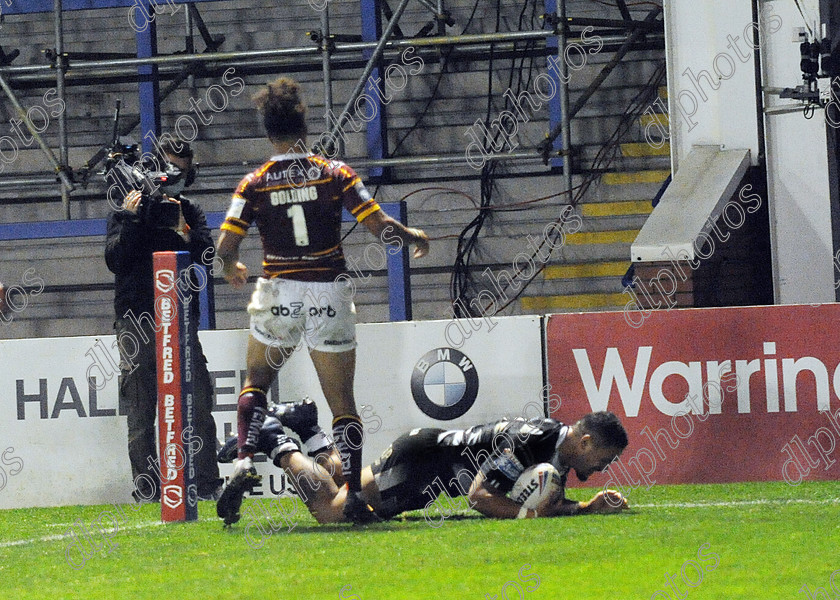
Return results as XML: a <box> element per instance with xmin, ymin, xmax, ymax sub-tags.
<box><xmin>303</xmin><ymin>280</ymin><xmax>378</xmax><ymax>522</ymax></box>
<box><xmin>273</xmin><ymin>399</ymin><xmax>346</xmax><ymax>487</ymax></box>
<box><xmin>309</xmin><ymin>348</ymin><xmax>361</xmax><ymax>478</ymax></box>
<box><xmin>215</xmin><ymin>411</ymin><xmax>345</xmax><ymax>524</ymax></box>
<box><xmin>309</xmin><ymin>348</ymin><xmax>379</xmax><ymax>522</ymax></box>
<box><xmin>234</xmin><ymin>277</ymin><xmax>302</xmax><ymax>461</ymax></box>
<box><xmin>218</xmin><ymin>398</ymin><xmax>347</xmax><ymax>488</ymax></box>
<box><xmin>218</xmin><ymin>336</ymin><xmax>289</xmax><ymax>525</ymax></box>
<box><xmin>220</xmin><ymin>427</ymin><xmax>379</xmax><ymax>524</ymax></box>
<box><xmin>219</xmin><ymin>277</ymin><xmax>300</xmax><ymax>525</ymax></box>
<box><xmin>277</xmin><ymin>451</ymin><xmax>347</xmax><ymax>523</ymax></box>
<box><xmin>236</xmin><ymin>336</ymin><xmax>288</xmax><ymax>458</ymax></box>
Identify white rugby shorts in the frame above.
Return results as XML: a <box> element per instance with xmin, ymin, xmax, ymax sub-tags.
<box><xmin>247</xmin><ymin>277</ymin><xmax>357</xmax><ymax>353</ymax></box>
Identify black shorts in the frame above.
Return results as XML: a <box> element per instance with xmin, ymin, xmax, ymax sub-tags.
<box><xmin>370</xmin><ymin>428</ymin><xmax>462</xmax><ymax>519</ymax></box>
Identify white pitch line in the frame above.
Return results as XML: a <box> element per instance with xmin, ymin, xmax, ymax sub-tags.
<box><xmin>632</xmin><ymin>498</ymin><xmax>840</xmax><ymax>509</ymax></box>
<box><xmin>0</xmin><ymin>521</ymin><xmax>167</xmax><ymax>549</ymax></box>
<box><xmin>3</xmin><ymin>499</ymin><xmax>836</xmax><ymax>546</ymax></box>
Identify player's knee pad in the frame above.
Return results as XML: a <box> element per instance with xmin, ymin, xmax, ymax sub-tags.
<box><xmin>258</xmin><ymin>416</ymin><xmax>284</xmax><ymax>454</ymax></box>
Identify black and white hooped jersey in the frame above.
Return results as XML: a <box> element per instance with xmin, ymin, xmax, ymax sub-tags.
<box><xmin>435</xmin><ymin>418</ymin><xmax>570</xmax><ymax>494</ymax></box>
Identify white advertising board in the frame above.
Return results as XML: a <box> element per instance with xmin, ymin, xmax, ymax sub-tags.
<box><xmin>0</xmin><ymin>315</ymin><xmax>543</xmax><ymax>508</ymax></box>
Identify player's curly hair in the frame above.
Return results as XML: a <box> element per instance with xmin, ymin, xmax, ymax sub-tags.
<box><xmin>576</xmin><ymin>412</ymin><xmax>628</xmax><ymax>450</ymax></box>
<box><xmin>253</xmin><ymin>77</ymin><xmax>307</xmax><ymax>141</ymax></box>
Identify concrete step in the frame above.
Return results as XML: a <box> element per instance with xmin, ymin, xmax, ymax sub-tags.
<box><xmin>520</xmin><ymin>292</ymin><xmax>628</xmax><ymax>311</ymax></box>
<box><xmin>543</xmin><ymin>261</ymin><xmax>630</xmax><ymax>280</ymax></box>
<box><xmin>620</xmin><ymin>142</ymin><xmax>671</xmax><ymax>157</ymax></box>
<box><xmin>640</xmin><ymin>112</ymin><xmax>670</xmax><ymax>128</ymax></box>
<box><xmin>565</xmin><ymin>229</ymin><xmax>639</xmax><ymax>245</ymax></box>
<box><xmin>601</xmin><ymin>169</ymin><xmax>671</xmax><ymax>185</ymax></box>
<box><xmin>581</xmin><ymin>200</ymin><xmax>653</xmax><ymax>217</ymax></box>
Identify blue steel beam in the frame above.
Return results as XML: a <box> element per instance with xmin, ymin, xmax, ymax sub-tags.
<box><xmin>0</xmin><ymin>0</ymin><xmax>222</xmax><ymax>15</ymax></box>
<box><xmin>360</xmin><ymin>0</ymin><xmax>385</xmax><ymax>180</ymax></box>
<box><xmin>134</xmin><ymin>0</ymin><xmax>160</xmax><ymax>156</ymax></box>
<box><xmin>387</xmin><ymin>200</ymin><xmax>411</xmax><ymax>321</ymax></box>
<box><xmin>543</xmin><ymin>0</ymin><xmax>564</xmax><ymax>169</ymax></box>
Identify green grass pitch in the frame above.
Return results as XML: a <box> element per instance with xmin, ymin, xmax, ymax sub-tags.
<box><xmin>1</xmin><ymin>480</ymin><xmax>838</xmax><ymax>599</ymax></box>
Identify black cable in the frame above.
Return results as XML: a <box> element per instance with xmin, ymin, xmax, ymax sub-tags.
<box><xmin>389</xmin><ymin>0</ymin><xmax>484</xmax><ymax>159</ymax></box>
<box><xmin>450</xmin><ymin>0</ymin><xmax>509</xmax><ymax>317</ymax></box>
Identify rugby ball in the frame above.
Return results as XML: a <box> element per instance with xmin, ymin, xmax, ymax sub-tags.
<box><xmin>510</xmin><ymin>463</ymin><xmax>563</xmax><ymax>510</ymax></box>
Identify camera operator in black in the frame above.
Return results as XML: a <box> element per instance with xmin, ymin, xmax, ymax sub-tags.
<box><xmin>105</xmin><ymin>137</ymin><xmax>222</xmax><ymax>502</ymax></box>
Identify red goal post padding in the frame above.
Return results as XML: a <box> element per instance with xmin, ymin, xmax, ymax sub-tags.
<box><xmin>153</xmin><ymin>251</ymin><xmax>198</xmax><ymax>522</ymax></box>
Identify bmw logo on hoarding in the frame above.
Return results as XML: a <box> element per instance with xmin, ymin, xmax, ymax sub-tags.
<box><xmin>410</xmin><ymin>348</ymin><xmax>479</xmax><ymax>420</ymax></box>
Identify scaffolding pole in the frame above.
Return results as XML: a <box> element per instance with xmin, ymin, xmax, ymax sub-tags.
<box><xmin>558</xmin><ymin>0</ymin><xmax>573</xmax><ymax>197</ymax></box>
<box><xmin>54</xmin><ymin>0</ymin><xmax>71</xmax><ymax>219</ymax></box>
<box><xmin>321</xmin><ymin>4</ymin><xmax>334</xmax><ymax>141</ymax></box>
<box><xmin>0</xmin><ymin>30</ymin><xmax>556</xmax><ymax>76</ymax></box>
<box><xmin>325</xmin><ymin>0</ymin><xmax>412</xmax><ymax>157</ymax></box>
<box><xmin>0</xmin><ymin>31</ymin><xmax>661</xmax><ymax>85</ymax></box>
<box><xmin>0</xmin><ymin>73</ymin><xmax>75</xmax><ymax>194</ymax></box>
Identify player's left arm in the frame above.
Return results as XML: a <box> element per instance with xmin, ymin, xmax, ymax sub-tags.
<box><xmin>339</xmin><ymin>166</ymin><xmax>429</xmax><ymax>258</ymax></box>
<box><xmin>467</xmin><ymin>468</ymin><xmax>531</xmax><ymax>519</ymax></box>
<box><xmin>541</xmin><ymin>489</ymin><xmax>629</xmax><ymax>516</ymax></box>
<box><xmin>361</xmin><ymin>210</ymin><xmax>430</xmax><ymax>259</ymax></box>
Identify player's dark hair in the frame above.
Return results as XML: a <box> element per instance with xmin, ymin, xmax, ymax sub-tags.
<box><xmin>159</xmin><ymin>136</ymin><xmax>193</xmax><ymax>160</ymax></box>
<box><xmin>253</xmin><ymin>77</ymin><xmax>307</xmax><ymax>141</ymax></box>
<box><xmin>576</xmin><ymin>412</ymin><xmax>628</xmax><ymax>450</ymax></box>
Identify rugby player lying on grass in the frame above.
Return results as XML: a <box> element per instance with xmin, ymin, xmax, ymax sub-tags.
<box><xmin>217</xmin><ymin>400</ymin><xmax>630</xmax><ymax>524</ymax></box>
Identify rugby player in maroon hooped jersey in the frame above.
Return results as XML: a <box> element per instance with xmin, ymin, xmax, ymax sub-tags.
<box><xmin>215</xmin><ymin>77</ymin><xmax>429</xmax><ymax>525</ymax></box>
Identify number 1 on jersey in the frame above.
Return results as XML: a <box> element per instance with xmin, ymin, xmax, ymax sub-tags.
<box><xmin>286</xmin><ymin>204</ymin><xmax>310</xmax><ymax>246</ymax></box>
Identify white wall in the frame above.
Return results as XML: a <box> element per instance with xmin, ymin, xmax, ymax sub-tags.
<box><xmin>762</xmin><ymin>0</ymin><xmax>835</xmax><ymax>303</ymax></box>
<box><xmin>664</xmin><ymin>0</ymin><xmax>761</xmax><ymax>170</ymax></box>
<box><xmin>665</xmin><ymin>0</ymin><xmax>835</xmax><ymax>303</ymax></box>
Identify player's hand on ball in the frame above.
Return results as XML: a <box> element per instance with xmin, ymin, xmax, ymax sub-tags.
<box><xmin>585</xmin><ymin>490</ymin><xmax>628</xmax><ymax>514</ymax></box>
<box><xmin>226</xmin><ymin>262</ymin><xmax>249</xmax><ymax>289</ymax></box>
<box><xmin>535</xmin><ymin>488</ymin><xmax>565</xmax><ymax>517</ymax></box>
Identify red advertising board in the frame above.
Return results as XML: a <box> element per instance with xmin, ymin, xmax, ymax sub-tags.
<box><xmin>545</xmin><ymin>304</ymin><xmax>840</xmax><ymax>491</ymax></box>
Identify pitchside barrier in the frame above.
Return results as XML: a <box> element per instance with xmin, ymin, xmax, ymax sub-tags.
<box><xmin>547</xmin><ymin>304</ymin><xmax>840</xmax><ymax>492</ymax></box>
<box><xmin>0</xmin><ymin>316</ymin><xmax>543</xmax><ymax>508</ymax></box>
<box><xmin>4</xmin><ymin>304</ymin><xmax>839</xmax><ymax>509</ymax></box>
<box><xmin>153</xmin><ymin>251</ymin><xmax>197</xmax><ymax>522</ymax></box>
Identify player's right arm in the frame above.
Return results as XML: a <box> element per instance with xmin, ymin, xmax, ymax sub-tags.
<box><xmin>216</xmin><ymin>231</ymin><xmax>248</xmax><ymax>288</ymax></box>
<box><xmin>580</xmin><ymin>490</ymin><xmax>629</xmax><ymax>514</ymax></box>
<box><xmin>217</xmin><ymin>176</ymin><xmax>254</xmax><ymax>288</ymax></box>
